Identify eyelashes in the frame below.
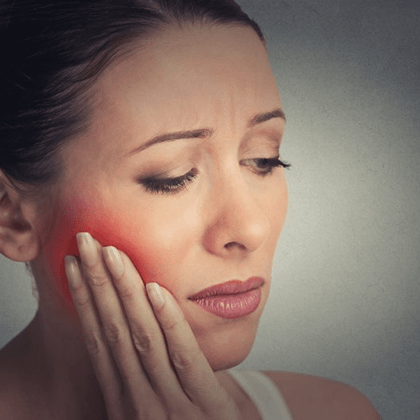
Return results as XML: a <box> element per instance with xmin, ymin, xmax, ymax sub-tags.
<box><xmin>141</xmin><ymin>168</ymin><xmax>199</xmax><ymax>195</ymax></box>
<box><xmin>140</xmin><ymin>158</ymin><xmax>291</xmax><ymax>195</ymax></box>
<box><xmin>242</xmin><ymin>157</ymin><xmax>291</xmax><ymax>176</ymax></box>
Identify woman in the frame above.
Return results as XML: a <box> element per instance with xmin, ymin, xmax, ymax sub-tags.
<box><xmin>0</xmin><ymin>0</ymin><xmax>381</xmax><ymax>418</ymax></box>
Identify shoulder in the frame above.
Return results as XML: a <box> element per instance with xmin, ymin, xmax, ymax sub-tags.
<box><xmin>261</xmin><ymin>370</ymin><xmax>381</xmax><ymax>420</ymax></box>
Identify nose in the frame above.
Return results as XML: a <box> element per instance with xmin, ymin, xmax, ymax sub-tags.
<box><xmin>202</xmin><ymin>173</ymin><xmax>271</xmax><ymax>257</ymax></box>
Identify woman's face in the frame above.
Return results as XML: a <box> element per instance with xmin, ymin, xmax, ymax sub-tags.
<box><xmin>41</xmin><ymin>24</ymin><xmax>288</xmax><ymax>370</ymax></box>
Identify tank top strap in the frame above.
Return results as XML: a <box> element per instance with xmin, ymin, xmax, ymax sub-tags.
<box><xmin>228</xmin><ymin>369</ymin><xmax>293</xmax><ymax>420</ymax></box>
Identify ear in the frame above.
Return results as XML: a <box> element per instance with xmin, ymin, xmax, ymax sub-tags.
<box><xmin>0</xmin><ymin>171</ymin><xmax>40</xmax><ymax>262</ymax></box>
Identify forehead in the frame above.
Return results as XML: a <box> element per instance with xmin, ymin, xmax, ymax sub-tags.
<box><xmin>90</xmin><ymin>24</ymin><xmax>280</xmax><ymax>134</ymax></box>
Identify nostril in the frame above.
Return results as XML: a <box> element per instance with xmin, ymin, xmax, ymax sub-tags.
<box><xmin>224</xmin><ymin>242</ymin><xmax>246</xmax><ymax>251</ymax></box>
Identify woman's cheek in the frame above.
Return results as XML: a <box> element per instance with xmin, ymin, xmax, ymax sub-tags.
<box><xmin>43</xmin><ymin>197</ymin><xmax>149</xmax><ymax>311</ymax></box>
<box><xmin>43</xmin><ymin>196</ymin><xmax>191</xmax><ymax>313</ymax></box>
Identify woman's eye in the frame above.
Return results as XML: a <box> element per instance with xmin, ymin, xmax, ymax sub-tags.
<box><xmin>140</xmin><ymin>168</ymin><xmax>198</xmax><ymax>195</ymax></box>
<box><xmin>139</xmin><ymin>158</ymin><xmax>290</xmax><ymax>195</ymax></box>
<box><xmin>243</xmin><ymin>157</ymin><xmax>291</xmax><ymax>176</ymax></box>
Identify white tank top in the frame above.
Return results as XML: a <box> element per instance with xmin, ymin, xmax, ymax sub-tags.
<box><xmin>228</xmin><ymin>369</ymin><xmax>294</xmax><ymax>420</ymax></box>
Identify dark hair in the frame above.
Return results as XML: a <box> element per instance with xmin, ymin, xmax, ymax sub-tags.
<box><xmin>0</xmin><ymin>0</ymin><xmax>264</xmax><ymax>190</ymax></box>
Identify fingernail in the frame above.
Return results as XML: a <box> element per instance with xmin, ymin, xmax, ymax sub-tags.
<box><xmin>146</xmin><ymin>282</ymin><xmax>164</xmax><ymax>309</ymax></box>
<box><xmin>103</xmin><ymin>246</ymin><xmax>124</xmax><ymax>277</ymax></box>
<box><xmin>76</xmin><ymin>232</ymin><xmax>97</xmax><ymax>266</ymax></box>
<box><xmin>76</xmin><ymin>232</ymin><xmax>92</xmax><ymax>246</ymax></box>
<box><xmin>64</xmin><ymin>255</ymin><xmax>81</xmax><ymax>287</ymax></box>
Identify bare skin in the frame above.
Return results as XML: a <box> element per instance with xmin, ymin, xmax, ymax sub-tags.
<box><xmin>0</xmin><ymin>24</ymin><xmax>380</xmax><ymax>419</ymax></box>
<box><xmin>0</xmin><ymin>326</ymin><xmax>381</xmax><ymax>420</ymax></box>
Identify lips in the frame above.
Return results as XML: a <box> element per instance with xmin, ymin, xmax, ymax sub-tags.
<box><xmin>188</xmin><ymin>277</ymin><xmax>264</xmax><ymax>319</ymax></box>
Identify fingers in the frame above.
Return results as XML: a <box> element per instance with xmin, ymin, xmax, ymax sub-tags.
<box><xmin>66</xmin><ymin>232</ymin><xmax>233</xmax><ymax>418</ymax></box>
<box><xmin>69</xmin><ymin>233</ymin><xmax>156</xmax><ymax>406</ymax></box>
<box><xmin>102</xmin><ymin>246</ymin><xmax>185</xmax><ymax>406</ymax></box>
<box><xmin>146</xmin><ymin>283</ymin><xmax>230</xmax><ymax>412</ymax></box>
<box><xmin>64</xmin><ymin>254</ymin><xmax>123</xmax><ymax>416</ymax></box>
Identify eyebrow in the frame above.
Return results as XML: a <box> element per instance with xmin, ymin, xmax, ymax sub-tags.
<box><xmin>128</xmin><ymin>108</ymin><xmax>286</xmax><ymax>155</ymax></box>
<box><xmin>248</xmin><ymin>108</ymin><xmax>286</xmax><ymax>128</ymax></box>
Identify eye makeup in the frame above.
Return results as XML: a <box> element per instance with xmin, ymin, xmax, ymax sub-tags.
<box><xmin>140</xmin><ymin>167</ymin><xmax>199</xmax><ymax>195</ymax></box>
<box><xmin>138</xmin><ymin>157</ymin><xmax>290</xmax><ymax>195</ymax></box>
<box><xmin>241</xmin><ymin>157</ymin><xmax>290</xmax><ymax>176</ymax></box>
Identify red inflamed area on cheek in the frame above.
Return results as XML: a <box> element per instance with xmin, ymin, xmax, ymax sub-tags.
<box><xmin>44</xmin><ymin>197</ymin><xmax>149</xmax><ymax>314</ymax></box>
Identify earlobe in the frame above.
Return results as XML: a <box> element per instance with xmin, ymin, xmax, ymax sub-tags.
<box><xmin>0</xmin><ymin>173</ymin><xmax>40</xmax><ymax>262</ymax></box>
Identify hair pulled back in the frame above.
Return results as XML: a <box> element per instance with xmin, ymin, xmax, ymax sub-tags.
<box><xmin>0</xmin><ymin>0</ymin><xmax>264</xmax><ymax>190</ymax></box>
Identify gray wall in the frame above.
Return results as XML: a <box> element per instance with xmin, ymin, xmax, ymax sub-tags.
<box><xmin>237</xmin><ymin>1</ymin><xmax>420</xmax><ymax>419</ymax></box>
<box><xmin>1</xmin><ymin>1</ymin><xmax>419</xmax><ymax>419</ymax></box>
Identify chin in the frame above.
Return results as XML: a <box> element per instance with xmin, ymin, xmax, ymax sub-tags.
<box><xmin>194</xmin><ymin>316</ymin><xmax>260</xmax><ymax>372</ymax></box>
<box><xmin>207</xmin><ymin>348</ymin><xmax>251</xmax><ymax>372</ymax></box>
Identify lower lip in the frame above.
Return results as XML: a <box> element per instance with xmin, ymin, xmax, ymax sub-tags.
<box><xmin>191</xmin><ymin>289</ymin><xmax>262</xmax><ymax>319</ymax></box>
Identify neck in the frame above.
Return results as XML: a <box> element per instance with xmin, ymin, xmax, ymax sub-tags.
<box><xmin>13</xmin><ymin>257</ymin><xmax>108</xmax><ymax>420</ymax></box>
<box><xmin>16</xmin><ymin>309</ymin><xmax>107</xmax><ymax>420</ymax></box>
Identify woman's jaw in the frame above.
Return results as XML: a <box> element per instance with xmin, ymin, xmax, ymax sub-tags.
<box><xmin>31</xmin><ymin>23</ymin><xmax>288</xmax><ymax>371</ymax></box>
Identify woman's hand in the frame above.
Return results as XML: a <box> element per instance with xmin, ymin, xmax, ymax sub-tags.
<box><xmin>64</xmin><ymin>232</ymin><xmax>242</xmax><ymax>420</ymax></box>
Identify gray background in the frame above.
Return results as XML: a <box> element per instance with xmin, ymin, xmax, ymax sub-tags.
<box><xmin>1</xmin><ymin>0</ymin><xmax>419</xmax><ymax>419</ymax></box>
